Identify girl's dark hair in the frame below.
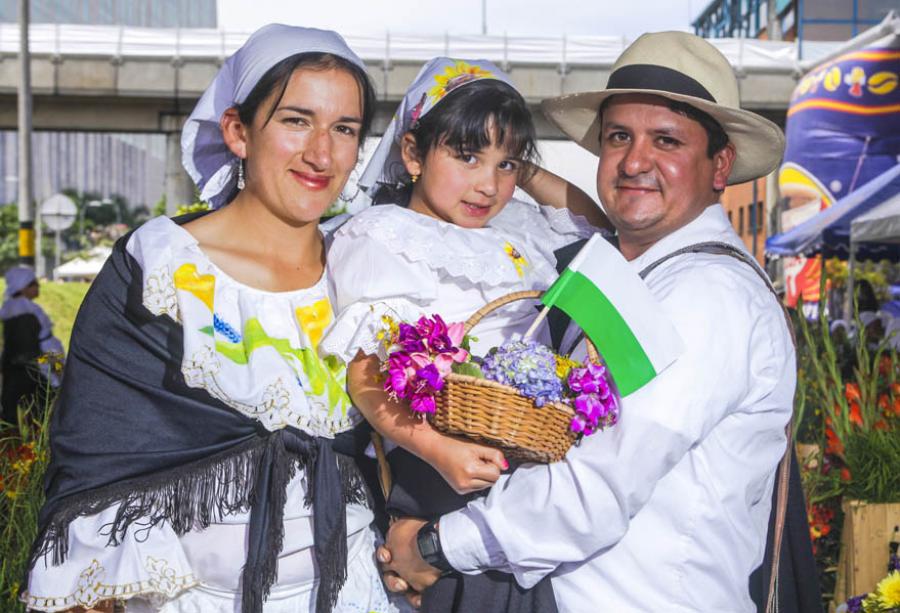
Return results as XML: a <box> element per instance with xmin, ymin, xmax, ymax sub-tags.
<box><xmin>375</xmin><ymin>79</ymin><xmax>538</xmax><ymax>204</ymax></box>
<box><xmin>236</xmin><ymin>52</ymin><xmax>376</xmax><ymax>142</ymax></box>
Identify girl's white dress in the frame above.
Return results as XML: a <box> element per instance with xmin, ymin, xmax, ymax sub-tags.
<box><xmin>320</xmin><ymin>199</ymin><xmax>597</xmax><ymax>369</ymax></box>
<box><xmin>24</xmin><ymin>216</ymin><xmax>396</xmax><ymax>613</ymax></box>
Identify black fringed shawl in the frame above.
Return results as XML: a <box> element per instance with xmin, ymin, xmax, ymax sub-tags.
<box><xmin>27</xmin><ymin>230</ymin><xmax>368</xmax><ymax>613</ymax></box>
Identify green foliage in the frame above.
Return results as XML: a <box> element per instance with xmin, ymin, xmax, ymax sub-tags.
<box><xmin>451</xmin><ymin>362</ymin><xmax>485</xmax><ymax>378</ymax></box>
<box><xmin>0</xmin><ymin>204</ymin><xmax>21</xmax><ymax>273</ymax></box>
<box><xmin>0</xmin><ymin>390</ymin><xmax>54</xmax><ymax>613</ymax></box>
<box><xmin>153</xmin><ymin>194</ymin><xmax>167</xmax><ymax>217</ymax></box>
<box><xmin>843</xmin><ymin>429</ymin><xmax>900</xmax><ymax>503</ymax></box>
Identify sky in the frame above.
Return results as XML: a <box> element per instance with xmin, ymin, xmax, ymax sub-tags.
<box><xmin>217</xmin><ymin>0</ymin><xmax>702</xmax><ymax>39</ymax></box>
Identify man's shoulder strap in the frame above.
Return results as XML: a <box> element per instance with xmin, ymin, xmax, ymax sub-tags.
<box><xmin>638</xmin><ymin>240</ymin><xmax>774</xmax><ymax>292</ymax></box>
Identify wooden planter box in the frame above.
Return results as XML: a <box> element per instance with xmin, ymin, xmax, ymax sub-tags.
<box><xmin>833</xmin><ymin>500</ymin><xmax>900</xmax><ymax>604</ymax></box>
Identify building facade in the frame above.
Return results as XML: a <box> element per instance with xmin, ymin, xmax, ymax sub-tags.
<box><xmin>0</xmin><ymin>0</ymin><xmax>216</xmax><ymax>28</ymax></box>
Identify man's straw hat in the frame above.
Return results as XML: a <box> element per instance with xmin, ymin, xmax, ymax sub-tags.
<box><xmin>541</xmin><ymin>31</ymin><xmax>785</xmax><ymax>184</ymax></box>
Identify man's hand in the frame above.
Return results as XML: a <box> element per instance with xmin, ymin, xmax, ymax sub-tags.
<box><xmin>380</xmin><ymin>518</ymin><xmax>442</xmax><ymax>594</ymax></box>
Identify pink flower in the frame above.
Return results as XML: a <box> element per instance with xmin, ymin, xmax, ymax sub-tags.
<box><xmin>432</xmin><ymin>353</ymin><xmax>455</xmax><ymax>378</ymax></box>
<box><xmin>570</xmin><ymin>414</ymin><xmax>595</xmax><ymax>436</ymax></box>
<box><xmin>447</xmin><ymin>322</ymin><xmax>466</xmax><ymax>346</ymax></box>
<box><xmin>410</xmin><ymin>392</ymin><xmax>437</xmax><ymax>414</ymax></box>
<box><xmin>385</xmin><ymin>352</ymin><xmax>416</xmax><ymax>398</ymax></box>
<box><xmin>409</xmin><ymin>352</ymin><xmax>433</xmax><ymax>369</ymax></box>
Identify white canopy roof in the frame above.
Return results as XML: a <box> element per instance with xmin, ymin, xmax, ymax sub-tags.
<box><xmin>851</xmin><ymin>192</ymin><xmax>900</xmax><ymax>245</ymax></box>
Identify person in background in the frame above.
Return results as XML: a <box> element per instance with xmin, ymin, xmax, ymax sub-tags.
<box><xmin>1</xmin><ymin>266</ymin><xmax>64</xmax><ymax>427</ymax></box>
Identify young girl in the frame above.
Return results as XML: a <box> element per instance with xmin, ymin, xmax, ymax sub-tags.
<box><xmin>320</xmin><ymin>58</ymin><xmax>609</xmax><ymax>612</ymax></box>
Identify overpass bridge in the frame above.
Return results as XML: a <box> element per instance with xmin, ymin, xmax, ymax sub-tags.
<box><xmin>0</xmin><ymin>24</ymin><xmax>815</xmax><ymax>207</ymax></box>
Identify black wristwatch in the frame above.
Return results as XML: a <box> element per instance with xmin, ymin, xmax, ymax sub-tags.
<box><xmin>416</xmin><ymin>520</ymin><xmax>455</xmax><ymax>575</ymax></box>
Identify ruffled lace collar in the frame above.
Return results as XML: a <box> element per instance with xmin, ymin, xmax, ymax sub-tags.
<box><xmin>333</xmin><ymin>202</ymin><xmax>558</xmax><ymax>288</ymax></box>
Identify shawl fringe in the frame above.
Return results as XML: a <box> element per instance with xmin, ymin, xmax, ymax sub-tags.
<box><xmin>29</xmin><ymin>436</ymin><xmax>269</xmax><ymax>571</ymax></box>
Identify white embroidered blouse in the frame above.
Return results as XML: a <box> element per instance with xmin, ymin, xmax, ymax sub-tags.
<box><xmin>24</xmin><ymin>216</ymin><xmax>380</xmax><ymax>612</ymax></box>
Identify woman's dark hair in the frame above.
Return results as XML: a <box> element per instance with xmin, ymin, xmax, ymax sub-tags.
<box><xmin>412</xmin><ymin>79</ymin><xmax>537</xmax><ymax>163</ymax></box>
<box><xmin>375</xmin><ymin>79</ymin><xmax>538</xmax><ymax>204</ymax></box>
<box><xmin>236</xmin><ymin>52</ymin><xmax>376</xmax><ymax>142</ymax></box>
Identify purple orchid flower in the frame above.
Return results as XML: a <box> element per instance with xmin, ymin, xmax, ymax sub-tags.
<box><xmin>416</xmin><ymin>363</ymin><xmax>445</xmax><ymax>392</ymax></box>
<box><xmin>410</xmin><ymin>392</ymin><xmax>437</xmax><ymax>414</ymax></box>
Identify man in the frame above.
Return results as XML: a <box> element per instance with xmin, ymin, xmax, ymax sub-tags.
<box><xmin>379</xmin><ymin>32</ymin><xmax>815</xmax><ymax>612</ymax></box>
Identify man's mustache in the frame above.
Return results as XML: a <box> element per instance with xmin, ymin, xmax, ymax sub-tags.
<box><xmin>615</xmin><ymin>176</ymin><xmax>660</xmax><ymax>190</ymax></box>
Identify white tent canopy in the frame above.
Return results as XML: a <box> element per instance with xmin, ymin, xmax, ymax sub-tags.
<box><xmin>53</xmin><ymin>246</ymin><xmax>112</xmax><ymax>281</ymax></box>
<box><xmin>851</xmin><ymin>192</ymin><xmax>900</xmax><ymax>245</ymax></box>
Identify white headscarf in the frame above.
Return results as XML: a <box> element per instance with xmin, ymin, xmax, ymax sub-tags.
<box><xmin>4</xmin><ymin>265</ymin><xmax>37</xmax><ymax>299</ymax></box>
<box><xmin>356</xmin><ymin>57</ymin><xmax>515</xmax><ymax>203</ymax></box>
<box><xmin>181</xmin><ymin>24</ymin><xmax>367</xmax><ymax>209</ymax></box>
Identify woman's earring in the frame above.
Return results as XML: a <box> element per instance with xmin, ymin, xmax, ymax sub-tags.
<box><xmin>411</xmin><ymin>173</ymin><xmax>419</xmax><ymax>184</ymax></box>
<box><xmin>237</xmin><ymin>159</ymin><xmax>246</xmax><ymax>190</ymax></box>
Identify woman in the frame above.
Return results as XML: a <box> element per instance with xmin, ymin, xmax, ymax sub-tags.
<box><xmin>24</xmin><ymin>25</ymin><xmax>395</xmax><ymax>613</ymax></box>
<box><xmin>1</xmin><ymin>266</ymin><xmax>64</xmax><ymax>427</ymax></box>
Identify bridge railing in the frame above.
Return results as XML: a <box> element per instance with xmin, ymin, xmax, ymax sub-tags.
<box><xmin>0</xmin><ymin>23</ymin><xmax>838</xmax><ymax>72</ymax></box>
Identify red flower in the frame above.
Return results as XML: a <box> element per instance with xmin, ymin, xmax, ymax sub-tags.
<box><xmin>845</xmin><ymin>382</ymin><xmax>861</xmax><ymax>403</ymax></box>
<box><xmin>849</xmin><ymin>402</ymin><xmax>863</xmax><ymax>427</ymax></box>
<box><xmin>825</xmin><ymin>427</ymin><xmax>844</xmax><ymax>456</ymax></box>
<box><xmin>841</xmin><ymin>467</ymin><xmax>852</xmax><ymax>482</ymax></box>
<box><xmin>874</xmin><ymin>419</ymin><xmax>889</xmax><ymax>431</ymax></box>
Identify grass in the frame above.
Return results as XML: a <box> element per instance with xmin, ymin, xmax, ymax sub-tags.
<box><xmin>0</xmin><ymin>280</ymin><xmax>90</xmax><ymax>352</ymax></box>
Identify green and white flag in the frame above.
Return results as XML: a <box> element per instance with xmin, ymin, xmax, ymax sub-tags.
<box><xmin>542</xmin><ymin>234</ymin><xmax>684</xmax><ymax>396</ymax></box>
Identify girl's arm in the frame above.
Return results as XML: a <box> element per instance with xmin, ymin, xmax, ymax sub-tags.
<box><xmin>519</xmin><ymin>165</ymin><xmax>613</xmax><ymax>232</ymax></box>
<box><xmin>348</xmin><ymin>353</ymin><xmax>507</xmax><ymax>494</ymax></box>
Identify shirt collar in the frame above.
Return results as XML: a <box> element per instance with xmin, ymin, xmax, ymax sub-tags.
<box><xmin>627</xmin><ymin>204</ymin><xmax>746</xmax><ymax>273</ymax></box>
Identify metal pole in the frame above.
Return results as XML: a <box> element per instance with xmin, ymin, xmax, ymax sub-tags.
<box><xmin>482</xmin><ymin>0</ymin><xmax>487</xmax><ymax>35</ymax></box>
<box><xmin>17</xmin><ymin>0</ymin><xmax>35</xmax><ymax>268</ymax></box>
<box><xmin>845</xmin><ymin>240</ymin><xmax>856</xmax><ymax>321</ymax></box>
<box><xmin>767</xmin><ymin>0</ymin><xmax>783</xmax><ymax>40</ymax></box>
<box><xmin>53</xmin><ymin>230</ymin><xmax>61</xmax><ymax>281</ymax></box>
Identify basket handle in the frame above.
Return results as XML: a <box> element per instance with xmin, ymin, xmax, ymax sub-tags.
<box><xmin>463</xmin><ymin>290</ymin><xmax>599</xmax><ymax>363</ymax></box>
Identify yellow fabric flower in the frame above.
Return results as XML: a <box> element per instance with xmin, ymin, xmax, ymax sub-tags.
<box><xmin>875</xmin><ymin>571</ymin><xmax>900</xmax><ymax>608</ymax></box>
<box><xmin>428</xmin><ymin>61</ymin><xmax>494</xmax><ymax>102</ymax></box>
<box><xmin>504</xmin><ymin>242</ymin><xmax>528</xmax><ymax>277</ymax></box>
<box><xmin>295</xmin><ymin>298</ymin><xmax>334</xmax><ymax>348</ymax></box>
<box><xmin>174</xmin><ymin>263</ymin><xmax>216</xmax><ymax>312</ymax></box>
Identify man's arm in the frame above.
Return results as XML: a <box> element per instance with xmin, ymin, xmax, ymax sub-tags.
<box><xmin>385</xmin><ymin>265</ymin><xmax>793</xmax><ymax>588</ymax></box>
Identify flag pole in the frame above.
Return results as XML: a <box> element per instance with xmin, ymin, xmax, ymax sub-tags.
<box><xmin>523</xmin><ymin>304</ymin><xmax>550</xmax><ymax>340</ymax></box>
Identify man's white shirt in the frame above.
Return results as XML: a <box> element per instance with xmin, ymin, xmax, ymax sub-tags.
<box><xmin>439</xmin><ymin>204</ymin><xmax>796</xmax><ymax>612</ymax></box>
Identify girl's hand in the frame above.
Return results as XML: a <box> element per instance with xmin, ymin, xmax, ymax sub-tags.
<box><xmin>423</xmin><ymin>434</ymin><xmax>508</xmax><ymax>494</ymax></box>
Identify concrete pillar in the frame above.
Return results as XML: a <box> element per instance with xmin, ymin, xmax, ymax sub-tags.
<box><xmin>161</xmin><ymin>114</ymin><xmax>194</xmax><ymax>215</ymax></box>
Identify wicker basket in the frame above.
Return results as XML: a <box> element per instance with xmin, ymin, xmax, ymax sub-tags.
<box><xmin>428</xmin><ymin>290</ymin><xmax>599</xmax><ymax>464</ymax></box>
